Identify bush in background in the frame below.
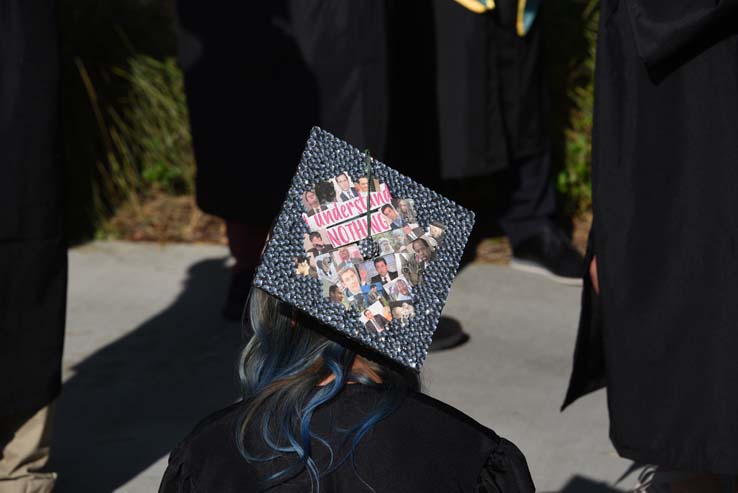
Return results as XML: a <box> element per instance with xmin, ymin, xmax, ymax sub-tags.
<box><xmin>546</xmin><ymin>0</ymin><xmax>598</xmax><ymax>217</ymax></box>
<box><xmin>82</xmin><ymin>56</ymin><xmax>218</xmax><ymax>243</ymax></box>
<box><xmin>75</xmin><ymin>54</ymin><xmax>197</xmax><ymax>240</ymax></box>
<box><xmin>86</xmin><ymin>55</ymin><xmax>194</xmax><ymax>201</ymax></box>
<box><xmin>60</xmin><ymin>0</ymin><xmax>180</xmax><ymax>242</ymax></box>
<box><xmin>117</xmin><ymin>56</ymin><xmax>194</xmax><ymax>195</ymax></box>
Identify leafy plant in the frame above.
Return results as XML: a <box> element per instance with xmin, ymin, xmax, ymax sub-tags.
<box><xmin>60</xmin><ymin>0</ymin><xmax>179</xmax><ymax>242</ymax></box>
<box><xmin>552</xmin><ymin>0</ymin><xmax>598</xmax><ymax>215</ymax></box>
<box><xmin>77</xmin><ymin>54</ymin><xmax>195</xmax><ymax>238</ymax></box>
<box><xmin>114</xmin><ymin>55</ymin><xmax>195</xmax><ymax>195</ymax></box>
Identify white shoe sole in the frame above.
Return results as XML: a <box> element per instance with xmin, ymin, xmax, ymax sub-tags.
<box><xmin>509</xmin><ymin>258</ymin><xmax>584</xmax><ymax>286</ymax></box>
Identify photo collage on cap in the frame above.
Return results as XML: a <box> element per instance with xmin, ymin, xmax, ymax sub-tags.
<box><xmin>294</xmin><ymin>172</ymin><xmax>448</xmax><ymax>334</ymax></box>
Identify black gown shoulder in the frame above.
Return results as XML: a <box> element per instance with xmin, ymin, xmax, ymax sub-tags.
<box><xmin>160</xmin><ymin>386</ymin><xmax>535</xmax><ymax>492</ymax></box>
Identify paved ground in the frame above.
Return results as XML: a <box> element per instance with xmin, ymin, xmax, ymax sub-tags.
<box><xmin>50</xmin><ymin>241</ymin><xmax>635</xmax><ymax>492</ymax></box>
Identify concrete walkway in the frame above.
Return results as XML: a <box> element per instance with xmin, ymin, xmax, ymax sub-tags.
<box><xmin>51</xmin><ymin>241</ymin><xmax>634</xmax><ymax>492</ymax></box>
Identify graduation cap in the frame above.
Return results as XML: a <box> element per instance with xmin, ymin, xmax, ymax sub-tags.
<box><xmin>254</xmin><ymin>127</ymin><xmax>474</xmax><ymax>370</ymax></box>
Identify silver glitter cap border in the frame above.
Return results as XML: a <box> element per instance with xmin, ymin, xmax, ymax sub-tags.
<box><xmin>253</xmin><ymin>127</ymin><xmax>475</xmax><ymax>370</ymax></box>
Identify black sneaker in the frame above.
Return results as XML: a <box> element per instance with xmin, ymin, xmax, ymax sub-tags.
<box><xmin>429</xmin><ymin>316</ymin><xmax>469</xmax><ymax>352</ymax></box>
<box><xmin>510</xmin><ymin>223</ymin><xmax>585</xmax><ymax>285</ymax></box>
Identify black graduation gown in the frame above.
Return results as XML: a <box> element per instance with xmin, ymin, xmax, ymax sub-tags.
<box><xmin>431</xmin><ymin>0</ymin><xmax>549</xmax><ymax>179</ymax></box>
<box><xmin>177</xmin><ymin>1</ymin><xmax>387</xmax><ymax>226</ymax></box>
<box><xmin>564</xmin><ymin>0</ymin><xmax>738</xmax><ymax>473</ymax></box>
<box><xmin>176</xmin><ymin>2</ymin><xmax>313</xmax><ymax>226</ymax></box>
<box><xmin>0</xmin><ymin>0</ymin><xmax>67</xmax><ymax>417</ymax></box>
<box><xmin>384</xmin><ymin>0</ymin><xmax>549</xmax><ymax>181</ymax></box>
<box><xmin>159</xmin><ymin>385</ymin><xmax>536</xmax><ymax>492</ymax></box>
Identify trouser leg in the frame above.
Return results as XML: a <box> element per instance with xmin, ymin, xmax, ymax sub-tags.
<box><xmin>497</xmin><ymin>150</ymin><xmax>557</xmax><ymax>247</ymax></box>
<box><xmin>225</xmin><ymin>221</ymin><xmax>268</xmax><ymax>275</ymax></box>
<box><xmin>0</xmin><ymin>403</ymin><xmax>56</xmax><ymax>493</ymax></box>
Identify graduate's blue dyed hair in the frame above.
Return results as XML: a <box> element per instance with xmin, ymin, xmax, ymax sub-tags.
<box><xmin>236</xmin><ymin>288</ymin><xmax>420</xmax><ymax>492</ymax></box>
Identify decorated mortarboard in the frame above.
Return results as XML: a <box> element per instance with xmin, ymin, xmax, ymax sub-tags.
<box><xmin>253</xmin><ymin>127</ymin><xmax>475</xmax><ymax>370</ymax></box>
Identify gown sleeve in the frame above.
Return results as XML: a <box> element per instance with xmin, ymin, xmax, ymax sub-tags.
<box><xmin>625</xmin><ymin>0</ymin><xmax>738</xmax><ymax>69</ymax></box>
<box><xmin>158</xmin><ymin>443</ymin><xmax>196</xmax><ymax>493</ymax></box>
<box><xmin>475</xmin><ymin>437</ymin><xmax>536</xmax><ymax>493</ymax></box>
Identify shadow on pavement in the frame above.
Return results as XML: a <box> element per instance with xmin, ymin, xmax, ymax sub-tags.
<box><xmin>553</xmin><ymin>475</ymin><xmax>627</xmax><ymax>492</ymax></box>
<box><xmin>49</xmin><ymin>257</ymin><xmax>244</xmax><ymax>492</ymax></box>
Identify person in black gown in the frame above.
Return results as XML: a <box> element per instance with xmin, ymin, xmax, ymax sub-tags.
<box><xmin>0</xmin><ymin>1</ymin><xmax>66</xmax><ymax>489</ymax></box>
<box><xmin>159</xmin><ymin>288</ymin><xmax>535</xmax><ymax>492</ymax></box>
<box><xmin>563</xmin><ymin>0</ymin><xmax>738</xmax><ymax>491</ymax></box>
<box><xmin>385</xmin><ymin>0</ymin><xmax>584</xmax><ymax>282</ymax></box>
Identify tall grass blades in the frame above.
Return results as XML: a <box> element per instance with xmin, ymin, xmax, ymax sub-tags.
<box><xmin>114</xmin><ymin>56</ymin><xmax>195</xmax><ymax>195</ymax></box>
<box><xmin>77</xmin><ymin>55</ymin><xmax>195</xmax><ymax>238</ymax></box>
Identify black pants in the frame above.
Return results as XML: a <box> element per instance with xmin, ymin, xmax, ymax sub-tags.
<box><xmin>442</xmin><ymin>150</ymin><xmax>556</xmax><ymax>247</ymax></box>
<box><xmin>497</xmin><ymin>151</ymin><xmax>556</xmax><ymax>246</ymax></box>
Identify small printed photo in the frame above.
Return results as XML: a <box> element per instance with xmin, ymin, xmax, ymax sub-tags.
<box><xmin>394</xmin><ymin>198</ymin><xmax>418</xmax><ymax>224</ymax></box>
<box><xmin>362</xmin><ymin>282</ymin><xmax>389</xmax><ymax>307</ymax></box>
<box><xmin>389</xmin><ymin>229</ymin><xmax>411</xmax><ymax>253</ymax></box>
<box><xmin>337</xmin><ymin>265</ymin><xmax>364</xmax><ymax>299</ymax></box>
<box><xmin>304</xmin><ymin>230</ymin><xmax>335</xmax><ymax>258</ymax></box>
<box><xmin>334</xmin><ymin>172</ymin><xmax>359</xmax><ymax>202</ymax></box>
<box><xmin>332</xmin><ymin>244</ymin><xmax>364</xmax><ymax>271</ymax></box>
<box><xmin>295</xmin><ymin>256</ymin><xmax>316</xmax><ymax>278</ymax></box>
<box><xmin>355</xmin><ymin>262</ymin><xmax>371</xmax><ymax>286</ymax></box>
<box><xmin>409</xmin><ymin>236</ymin><xmax>436</xmax><ymax>265</ymax></box>
<box><xmin>349</xmin><ymin>294</ymin><xmax>368</xmax><ymax>312</ymax></box>
<box><xmin>372</xmin><ymin>232</ymin><xmax>398</xmax><ymax>256</ymax></box>
<box><xmin>302</xmin><ymin>189</ymin><xmax>327</xmax><ymax>217</ymax></box>
<box><xmin>400</xmin><ymin>223</ymin><xmax>425</xmax><ymax>242</ymax></box>
<box><xmin>359</xmin><ymin>301</ymin><xmax>393</xmax><ymax>334</ymax></box>
<box><xmin>315</xmin><ymin>253</ymin><xmax>338</xmax><ymax>283</ymax></box>
<box><xmin>389</xmin><ymin>301</ymin><xmax>416</xmax><ymax>324</ymax></box>
<box><xmin>384</xmin><ymin>276</ymin><xmax>413</xmax><ymax>302</ymax></box>
<box><xmin>427</xmin><ymin>220</ymin><xmax>447</xmax><ymax>248</ymax></box>
<box><xmin>380</xmin><ymin>203</ymin><xmax>406</xmax><ymax>230</ymax></box>
<box><xmin>369</xmin><ymin>231</ymin><xmax>408</xmax><ymax>256</ymax></box>
<box><xmin>324</xmin><ymin>281</ymin><xmax>350</xmax><ymax>309</ymax></box>
<box><xmin>362</xmin><ymin>254</ymin><xmax>399</xmax><ymax>285</ymax></box>
<box><xmin>395</xmin><ymin>252</ymin><xmax>422</xmax><ymax>287</ymax></box>
<box><xmin>354</xmin><ymin>176</ymin><xmax>382</xmax><ymax>195</ymax></box>
<box><xmin>314</xmin><ymin>180</ymin><xmax>338</xmax><ymax>206</ymax></box>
